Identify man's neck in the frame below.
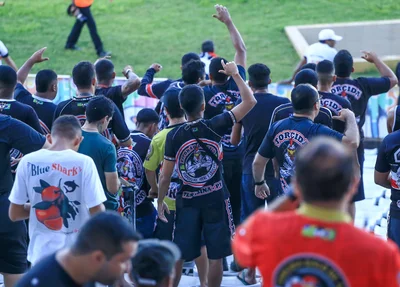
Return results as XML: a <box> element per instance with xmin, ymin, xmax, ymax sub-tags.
<box><xmin>304</xmin><ymin>201</ymin><xmax>348</xmax><ymax>214</ymax></box>
<box><xmin>48</xmin><ymin>140</ymin><xmax>75</xmax><ymax>151</ymax></box>
<box><xmin>293</xmin><ymin>113</ymin><xmax>315</xmax><ymax>121</ymax></box>
<box><xmin>97</xmin><ymin>81</ymin><xmax>112</xmax><ymax>88</ymax></box>
<box><xmin>318</xmin><ymin>84</ymin><xmax>333</xmax><ymax>93</ymax></box>
<box><xmin>135</xmin><ymin>127</ymin><xmax>147</xmax><ymax>136</ymax></box>
<box><xmin>82</xmin><ymin>122</ymin><xmax>100</xmax><ymax>133</ymax></box>
<box><xmin>57</xmin><ymin>249</ymin><xmax>92</xmax><ymax>286</ymax></box>
<box><xmin>252</xmin><ymin>88</ymin><xmax>268</xmax><ymax>94</ymax></box>
<box><xmin>169</xmin><ymin>117</ymin><xmax>186</xmax><ymax>126</ymax></box>
<box><xmin>187</xmin><ymin>114</ymin><xmax>203</xmax><ymax>122</ymax></box>
<box><xmin>35</xmin><ymin>92</ymin><xmax>52</xmax><ymax>100</ymax></box>
<box><xmin>76</xmin><ymin>89</ymin><xmax>93</xmax><ymax>97</ymax></box>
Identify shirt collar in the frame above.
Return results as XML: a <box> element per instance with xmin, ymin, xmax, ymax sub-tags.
<box><xmin>297</xmin><ymin>203</ymin><xmax>351</xmax><ymax>223</ymax></box>
<box><xmin>33</xmin><ymin>95</ymin><xmax>54</xmax><ymax>103</ymax></box>
<box><xmin>0</xmin><ymin>98</ymin><xmax>15</xmax><ymax>102</ymax></box>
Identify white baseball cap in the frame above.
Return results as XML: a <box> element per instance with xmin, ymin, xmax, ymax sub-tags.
<box><xmin>318</xmin><ymin>29</ymin><xmax>343</xmax><ymax>41</ymax></box>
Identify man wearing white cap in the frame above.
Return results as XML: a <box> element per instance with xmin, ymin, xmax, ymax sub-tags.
<box><xmin>280</xmin><ymin>29</ymin><xmax>342</xmax><ymax>85</ymax></box>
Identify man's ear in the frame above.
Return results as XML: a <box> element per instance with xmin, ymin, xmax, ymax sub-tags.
<box><xmin>112</xmin><ymin>71</ymin><xmax>116</xmax><ymax>79</ymax></box>
<box><xmin>332</xmin><ymin>75</ymin><xmax>337</xmax><ymax>82</ymax></box>
<box><xmin>46</xmin><ymin>134</ymin><xmax>52</xmax><ymax>144</ymax></box>
<box><xmin>351</xmin><ymin>67</ymin><xmax>354</xmax><ymax>73</ymax></box>
<box><xmin>201</xmin><ymin>102</ymin><xmax>205</xmax><ymax>112</ymax></box>
<box><xmin>92</xmin><ymin>77</ymin><xmax>97</xmax><ymax>86</ymax></box>
<box><xmin>268</xmin><ymin>78</ymin><xmax>272</xmax><ymax>84</ymax></box>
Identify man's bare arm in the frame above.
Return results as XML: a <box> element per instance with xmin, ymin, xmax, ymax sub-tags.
<box><xmin>374</xmin><ymin>170</ymin><xmax>391</xmax><ymax>189</ymax></box>
<box><xmin>89</xmin><ymin>204</ymin><xmax>105</xmax><ymax>215</ymax></box>
<box><xmin>157</xmin><ymin>160</ymin><xmax>174</xmax><ymax>222</ymax></box>
<box><xmin>230</xmin><ymin>123</ymin><xmax>242</xmax><ymax>146</ymax></box>
<box><xmin>362</xmin><ymin>51</ymin><xmax>398</xmax><ymax>89</ymax></box>
<box><xmin>4</xmin><ymin>56</ymin><xmax>18</xmax><ymax>72</ymax></box>
<box><xmin>145</xmin><ymin>169</ymin><xmax>158</xmax><ymax>198</ymax></box>
<box><xmin>121</xmin><ymin>65</ymin><xmax>141</xmax><ymax>98</ymax></box>
<box><xmin>17</xmin><ymin>47</ymin><xmax>49</xmax><ymax>84</ymax></box>
<box><xmin>9</xmin><ymin>203</ymin><xmax>30</xmax><ymax>222</ymax></box>
<box><xmin>332</xmin><ymin>109</ymin><xmax>359</xmax><ymax>149</ymax></box>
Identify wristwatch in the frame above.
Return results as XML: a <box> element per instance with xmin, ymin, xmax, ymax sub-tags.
<box><xmin>254</xmin><ymin>180</ymin><xmax>265</xmax><ymax>186</ymax></box>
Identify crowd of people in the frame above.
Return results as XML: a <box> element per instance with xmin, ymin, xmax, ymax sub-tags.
<box><xmin>2</xmin><ymin>3</ymin><xmax>400</xmax><ymax>287</ymax></box>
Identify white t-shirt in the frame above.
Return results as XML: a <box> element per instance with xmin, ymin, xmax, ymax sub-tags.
<box><xmin>304</xmin><ymin>42</ymin><xmax>337</xmax><ymax>64</ymax></box>
<box><xmin>0</xmin><ymin>40</ymin><xmax>9</xmax><ymax>65</ymax></box>
<box><xmin>200</xmin><ymin>52</ymin><xmax>213</xmax><ymax>75</ymax></box>
<box><xmin>9</xmin><ymin>149</ymin><xmax>106</xmax><ymax>265</ymax></box>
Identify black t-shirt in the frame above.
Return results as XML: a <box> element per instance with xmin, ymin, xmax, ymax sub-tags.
<box><xmin>54</xmin><ymin>95</ymin><xmax>131</xmax><ymax>143</ymax></box>
<box><xmin>14</xmin><ymin>83</ymin><xmax>57</xmax><ymax>134</ymax></box>
<box><xmin>270</xmin><ymin>102</ymin><xmax>333</xmax><ymax>128</ymax></box>
<box><xmin>258</xmin><ymin>116</ymin><xmax>343</xmax><ymax>192</ymax></box>
<box><xmin>158</xmin><ymin>82</ymin><xmax>184</xmax><ymax>131</ymax></box>
<box><xmin>15</xmin><ymin>253</ymin><xmax>95</xmax><ymax>287</ymax></box>
<box><xmin>203</xmin><ymin>65</ymin><xmax>246</xmax><ymax>160</ymax></box>
<box><xmin>319</xmin><ymin>91</ymin><xmax>353</xmax><ymax>133</ymax></box>
<box><xmin>0</xmin><ymin>115</ymin><xmax>45</xmax><ymax>194</ymax></box>
<box><xmin>331</xmin><ymin>77</ymin><xmax>390</xmax><ymax>138</ymax></box>
<box><xmin>164</xmin><ymin>112</ymin><xmax>236</xmax><ymax>207</ymax></box>
<box><xmin>375</xmin><ymin>130</ymin><xmax>400</xmax><ymax>218</ymax></box>
<box><xmin>95</xmin><ymin>85</ymin><xmax>125</xmax><ymax>118</ymax></box>
<box><xmin>239</xmin><ymin>93</ymin><xmax>290</xmax><ymax>175</ymax></box>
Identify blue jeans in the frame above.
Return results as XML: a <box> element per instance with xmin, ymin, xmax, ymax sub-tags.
<box><xmin>388</xmin><ymin>215</ymin><xmax>400</xmax><ymax>249</ymax></box>
<box><xmin>136</xmin><ymin>206</ymin><xmax>157</xmax><ymax>239</ymax></box>
<box><xmin>240</xmin><ymin>174</ymin><xmax>283</xmax><ymax>222</ymax></box>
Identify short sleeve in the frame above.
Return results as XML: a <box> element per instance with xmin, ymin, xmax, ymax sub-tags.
<box><xmin>315</xmin><ymin>124</ymin><xmax>343</xmax><ymax>141</ymax></box>
<box><xmin>209</xmin><ymin>111</ymin><xmax>236</xmax><ymax>136</ymax></box>
<box><xmin>9</xmin><ymin>119</ymin><xmax>45</xmax><ymax>155</ymax></box>
<box><xmin>14</xmin><ymin>83</ymin><xmax>31</xmax><ymax>102</ymax></box>
<box><xmin>258</xmin><ymin>127</ymin><xmax>275</xmax><ymax>159</ymax></box>
<box><xmin>26</xmin><ymin>105</ymin><xmax>44</xmax><ymax>134</ymax></box>
<box><xmin>110</xmin><ymin>103</ymin><xmax>130</xmax><ymax>142</ymax></box>
<box><xmin>144</xmin><ymin>139</ymin><xmax>162</xmax><ymax>171</ymax></box>
<box><xmin>358</xmin><ymin>77</ymin><xmax>391</xmax><ymax>98</ymax></box>
<box><xmin>237</xmin><ymin>65</ymin><xmax>246</xmax><ymax>81</ymax></box>
<box><xmin>83</xmin><ymin>157</ymin><xmax>107</xmax><ymax>208</ymax></box>
<box><xmin>103</xmin><ymin>144</ymin><xmax>117</xmax><ymax>173</ymax></box>
<box><xmin>9</xmin><ymin>157</ymin><xmax>29</xmax><ymax>205</ymax></box>
<box><xmin>0</xmin><ymin>41</ymin><xmax>9</xmax><ymax>58</ymax></box>
<box><xmin>164</xmin><ymin>131</ymin><xmax>176</xmax><ymax>162</ymax></box>
<box><xmin>375</xmin><ymin>138</ymin><xmax>390</xmax><ymax>173</ymax></box>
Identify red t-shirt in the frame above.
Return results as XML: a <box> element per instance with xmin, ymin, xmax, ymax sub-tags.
<box><xmin>233</xmin><ymin>204</ymin><xmax>400</xmax><ymax>287</ymax></box>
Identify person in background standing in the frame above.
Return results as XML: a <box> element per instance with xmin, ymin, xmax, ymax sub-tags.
<box><xmin>200</xmin><ymin>40</ymin><xmax>217</xmax><ymax>76</ymax></box>
<box><xmin>0</xmin><ymin>40</ymin><xmax>17</xmax><ymax>71</ymax></box>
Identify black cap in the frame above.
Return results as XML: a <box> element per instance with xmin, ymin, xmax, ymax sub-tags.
<box><xmin>131</xmin><ymin>239</ymin><xmax>181</xmax><ymax>286</ymax></box>
<box><xmin>294</xmin><ymin>69</ymin><xmax>318</xmax><ymax>87</ymax></box>
<box><xmin>136</xmin><ymin>108</ymin><xmax>159</xmax><ymax>124</ymax></box>
<box><xmin>291</xmin><ymin>84</ymin><xmax>319</xmax><ymax>111</ymax></box>
<box><xmin>316</xmin><ymin>60</ymin><xmax>334</xmax><ymax>74</ymax></box>
<box><xmin>181</xmin><ymin>52</ymin><xmax>200</xmax><ymax>66</ymax></box>
<box><xmin>162</xmin><ymin>88</ymin><xmax>180</xmax><ymax>109</ymax></box>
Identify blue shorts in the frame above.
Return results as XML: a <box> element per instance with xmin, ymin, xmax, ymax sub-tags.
<box><xmin>173</xmin><ymin>199</ymin><xmax>234</xmax><ymax>261</ymax></box>
<box><xmin>136</xmin><ymin>205</ymin><xmax>157</xmax><ymax>239</ymax></box>
<box><xmin>388</xmin><ymin>213</ymin><xmax>400</xmax><ymax>249</ymax></box>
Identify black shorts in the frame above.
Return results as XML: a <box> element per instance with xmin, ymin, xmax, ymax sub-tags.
<box><xmin>352</xmin><ymin>142</ymin><xmax>365</xmax><ymax>202</ymax></box>
<box><xmin>154</xmin><ymin>210</ymin><xmax>176</xmax><ymax>241</ymax></box>
<box><xmin>0</xmin><ymin>193</ymin><xmax>28</xmax><ymax>274</ymax></box>
<box><xmin>173</xmin><ymin>199</ymin><xmax>235</xmax><ymax>261</ymax></box>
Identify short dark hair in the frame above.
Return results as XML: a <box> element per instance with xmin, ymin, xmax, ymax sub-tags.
<box><xmin>86</xmin><ymin>96</ymin><xmax>114</xmax><ymax>123</ymax></box>
<box><xmin>182</xmin><ymin>60</ymin><xmax>205</xmax><ymax>85</ymax></box>
<box><xmin>95</xmin><ymin>59</ymin><xmax>115</xmax><ymax>83</ymax></box>
<box><xmin>295</xmin><ymin>137</ymin><xmax>354</xmax><ymax>203</ymax></box>
<box><xmin>300</xmin><ymin>63</ymin><xmax>317</xmax><ymax>71</ymax></box>
<box><xmin>72</xmin><ymin>61</ymin><xmax>95</xmax><ymax>89</ymax></box>
<box><xmin>162</xmin><ymin>89</ymin><xmax>185</xmax><ymax>119</ymax></box>
<box><xmin>179</xmin><ymin>84</ymin><xmax>204</xmax><ymax>117</ymax></box>
<box><xmin>291</xmin><ymin>84</ymin><xmax>319</xmax><ymax>114</ymax></box>
<box><xmin>136</xmin><ymin>108</ymin><xmax>159</xmax><ymax>125</ymax></box>
<box><xmin>209</xmin><ymin>57</ymin><xmax>228</xmax><ymax>83</ymax></box>
<box><xmin>316</xmin><ymin>60</ymin><xmax>335</xmax><ymax>85</ymax></box>
<box><xmin>181</xmin><ymin>52</ymin><xmax>200</xmax><ymax>66</ymax></box>
<box><xmin>294</xmin><ymin>69</ymin><xmax>318</xmax><ymax>87</ymax></box>
<box><xmin>248</xmin><ymin>63</ymin><xmax>271</xmax><ymax>89</ymax></box>
<box><xmin>0</xmin><ymin>65</ymin><xmax>17</xmax><ymax>89</ymax></box>
<box><xmin>72</xmin><ymin>211</ymin><xmax>141</xmax><ymax>259</ymax></box>
<box><xmin>51</xmin><ymin>115</ymin><xmax>82</xmax><ymax>140</ymax></box>
<box><xmin>202</xmin><ymin>40</ymin><xmax>214</xmax><ymax>53</ymax></box>
<box><xmin>334</xmin><ymin>50</ymin><xmax>353</xmax><ymax>78</ymax></box>
<box><xmin>35</xmin><ymin>70</ymin><xmax>58</xmax><ymax>93</ymax></box>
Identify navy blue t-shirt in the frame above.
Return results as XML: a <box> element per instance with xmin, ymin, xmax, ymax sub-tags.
<box><xmin>319</xmin><ymin>91</ymin><xmax>353</xmax><ymax>133</ymax></box>
<box><xmin>393</xmin><ymin>106</ymin><xmax>400</xmax><ymax>132</ymax></box>
<box><xmin>258</xmin><ymin>116</ymin><xmax>343</xmax><ymax>192</ymax></box>
<box><xmin>95</xmin><ymin>85</ymin><xmax>125</xmax><ymax>118</ymax></box>
<box><xmin>54</xmin><ymin>95</ymin><xmax>131</xmax><ymax>144</ymax></box>
<box><xmin>14</xmin><ymin>83</ymin><xmax>56</xmax><ymax>134</ymax></box>
<box><xmin>270</xmin><ymin>102</ymin><xmax>333</xmax><ymax>128</ymax></box>
<box><xmin>164</xmin><ymin>112</ymin><xmax>236</xmax><ymax>207</ymax></box>
<box><xmin>158</xmin><ymin>81</ymin><xmax>184</xmax><ymax>131</ymax></box>
<box><xmin>203</xmin><ymin>65</ymin><xmax>246</xmax><ymax>160</ymax></box>
<box><xmin>331</xmin><ymin>77</ymin><xmax>390</xmax><ymax>138</ymax></box>
<box><xmin>0</xmin><ymin>115</ymin><xmax>45</xmax><ymax>194</ymax></box>
<box><xmin>375</xmin><ymin>130</ymin><xmax>400</xmax><ymax>219</ymax></box>
<box><xmin>238</xmin><ymin>93</ymin><xmax>290</xmax><ymax>175</ymax></box>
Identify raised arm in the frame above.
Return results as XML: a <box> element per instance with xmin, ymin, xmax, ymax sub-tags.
<box><xmin>362</xmin><ymin>51</ymin><xmax>398</xmax><ymax>89</ymax></box>
<box><xmin>17</xmin><ymin>47</ymin><xmax>49</xmax><ymax>84</ymax></box>
<box><xmin>219</xmin><ymin>60</ymin><xmax>256</xmax><ymax>122</ymax></box>
<box><xmin>121</xmin><ymin>65</ymin><xmax>141</xmax><ymax>98</ymax></box>
<box><xmin>137</xmin><ymin>64</ymin><xmax>166</xmax><ymax>99</ymax></box>
<box><xmin>4</xmin><ymin>56</ymin><xmax>18</xmax><ymax>72</ymax></box>
<box><xmin>213</xmin><ymin>4</ymin><xmax>246</xmax><ymax>67</ymax></box>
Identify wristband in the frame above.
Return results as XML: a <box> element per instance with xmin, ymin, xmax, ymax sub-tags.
<box><xmin>124</xmin><ymin>69</ymin><xmax>132</xmax><ymax>77</ymax></box>
<box><xmin>254</xmin><ymin>180</ymin><xmax>265</xmax><ymax>186</ymax></box>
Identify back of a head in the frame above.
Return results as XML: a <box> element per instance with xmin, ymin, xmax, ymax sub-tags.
<box><xmin>316</xmin><ymin>60</ymin><xmax>335</xmax><ymax>85</ymax></box>
<box><xmin>181</xmin><ymin>52</ymin><xmax>200</xmax><ymax>66</ymax></box>
<box><xmin>209</xmin><ymin>57</ymin><xmax>228</xmax><ymax>83</ymax></box>
<box><xmin>248</xmin><ymin>63</ymin><xmax>271</xmax><ymax>89</ymax></box>
<box><xmin>73</xmin><ymin>61</ymin><xmax>95</xmax><ymax>90</ymax></box>
<box><xmin>179</xmin><ymin>84</ymin><xmax>204</xmax><ymax>117</ymax></box>
<box><xmin>86</xmin><ymin>96</ymin><xmax>114</xmax><ymax>123</ymax></box>
<box><xmin>182</xmin><ymin>60</ymin><xmax>205</xmax><ymax>85</ymax></box>
<box><xmin>300</xmin><ymin>63</ymin><xmax>316</xmax><ymax>72</ymax></box>
<box><xmin>291</xmin><ymin>84</ymin><xmax>319</xmax><ymax>114</ymax></box>
<box><xmin>136</xmin><ymin>108</ymin><xmax>159</xmax><ymax>126</ymax></box>
<box><xmin>334</xmin><ymin>50</ymin><xmax>353</xmax><ymax>78</ymax></box>
<box><xmin>162</xmin><ymin>89</ymin><xmax>184</xmax><ymax>119</ymax></box>
<box><xmin>72</xmin><ymin>211</ymin><xmax>141</xmax><ymax>259</ymax></box>
<box><xmin>202</xmin><ymin>40</ymin><xmax>214</xmax><ymax>53</ymax></box>
<box><xmin>51</xmin><ymin>115</ymin><xmax>82</xmax><ymax>140</ymax></box>
<box><xmin>131</xmin><ymin>240</ymin><xmax>180</xmax><ymax>287</ymax></box>
<box><xmin>95</xmin><ymin>59</ymin><xmax>115</xmax><ymax>83</ymax></box>
<box><xmin>36</xmin><ymin>69</ymin><xmax>58</xmax><ymax>93</ymax></box>
<box><xmin>294</xmin><ymin>69</ymin><xmax>318</xmax><ymax>88</ymax></box>
<box><xmin>295</xmin><ymin>137</ymin><xmax>354</xmax><ymax>203</ymax></box>
<box><xmin>0</xmin><ymin>65</ymin><xmax>17</xmax><ymax>92</ymax></box>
